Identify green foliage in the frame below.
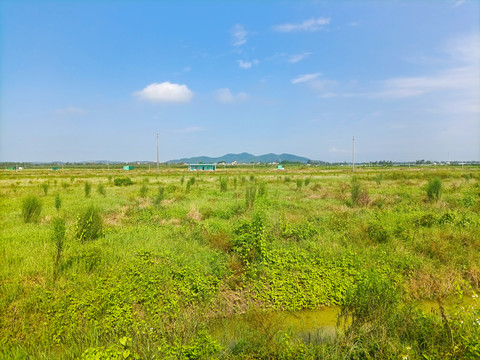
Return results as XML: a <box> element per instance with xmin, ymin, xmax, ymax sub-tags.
<box><xmin>233</xmin><ymin>212</ymin><xmax>266</xmax><ymax>266</ymax></box>
<box><xmin>366</xmin><ymin>223</ymin><xmax>391</xmax><ymax>243</ymax></box>
<box><xmin>97</xmin><ymin>183</ymin><xmax>106</xmax><ymax>196</ymax></box>
<box><xmin>54</xmin><ymin>193</ymin><xmax>62</xmax><ymax>212</ymax></box>
<box><xmin>350</xmin><ymin>178</ymin><xmax>370</xmax><ymax>206</ymax></box>
<box><xmin>219</xmin><ymin>177</ymin><xmax>228</xmax><ymax>192</ymax></box>
<box><xmin>245</xmin><ymin>184</ymin><xmax>256</xmax><ymax>209</ymax></box>
<box><xmin>296</xmin><ymin>178</ymin><xmax>303</xmax><ymax>191</ymax></box>
<box><xmin>84</xmin><ymin>181</ymin><xmax>91</xmax><ymax>197</ymax></box>
<box><xmin>257</xmin><ymin>181</ymin><xmax>267</xmax><ymax>198</ymax></box>
<box><xmin>139</xmin><ymin>183</ymin><xmax>148</xmax><ymax>198</ymax></box>
<box><xmin>52</xmin><ymin>217</ymin><xmax>66</xmax><ymax>270</ymax></box>
<box><xmin>41</xmin><ymin>182</ymin><xmax>49</xmax><ymax>195</ymax></box>
<box><xmin>114</xmin><ymin>177</ymin><xmax>133</xmax><ymax>186</ymax></box>
<box><xmin>21</xmin><ymin>195</ymin><xmax>42</xmax><ymax>223</ymax></box>
<box><xmin>304</xmin><ymin>177</ymin><xmax>311</xmax><ymax>186</ymax></box>
<box><xmin>75</xmin><ymin>206</ymin><xmax>103</xmax><ymax>242</ymax></box>
<box><xmin>181</xmin><ymin>175</ymin><xmax>185</xmax><ymax>185</ymax></box>
<box><xmin>427</xmin><ymin>177</ymin><xmax>442</xmax><ymax>201</ymax></box>
<box><xmin>153</xmin><ymin>186</ymin><xmax>165</xmax><ymax>207</ymax></box>
<box><xmin>233</xmin><ymin>176</ymin><xmax>238</xmax><ymax>190</ymax></box>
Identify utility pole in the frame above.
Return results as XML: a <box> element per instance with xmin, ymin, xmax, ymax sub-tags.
<box><xmin>352</xmin><ymin>136</ymin><xmax>355</xmax><ymax>172</ymax></box>
<box><xmin>156</xmin><ymin>132</ymin><xmax>159</xmax><ymax>173</ymax></box>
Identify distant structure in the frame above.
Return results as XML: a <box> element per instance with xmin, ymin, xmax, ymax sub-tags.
<box><xmin>189</xmin><ymin>164</ymin><xmax>216</xmax><ymax>171</ymax></box>
<box><xmin>123</xmin><ymin>165</ymin><xmax>134</xmax><ymax>170</ymax></box>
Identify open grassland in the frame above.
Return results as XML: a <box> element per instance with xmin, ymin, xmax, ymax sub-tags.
<box><xmin>1</xmin><ymin>166</ymin><xmax>479</xmax><ymax>359</ymax></box>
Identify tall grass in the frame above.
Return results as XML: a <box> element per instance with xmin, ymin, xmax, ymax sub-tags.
<box><xmin>21</xmin><ymin>195</ymin><xmax>42</xmax><ymax>223</ymax></box>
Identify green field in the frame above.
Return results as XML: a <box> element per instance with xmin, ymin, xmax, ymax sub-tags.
<box><xmin>1</xmin><ymin>166</ymin><xmax>479</xmax><ymax>359</ymax></box>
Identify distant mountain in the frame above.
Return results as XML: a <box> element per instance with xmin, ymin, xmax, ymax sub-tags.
<box><xmin>168</xmin><ymin>152</ymin><xmax>311</xmax><ymax>164</ymax></box>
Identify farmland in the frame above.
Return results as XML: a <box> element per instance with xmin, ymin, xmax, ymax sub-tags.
<box><xmin>1</xmin><ymin>165</ymin><xmax>479</xmax><ymax>359</ymax></box>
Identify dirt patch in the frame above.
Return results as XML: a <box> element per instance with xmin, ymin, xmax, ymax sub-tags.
<box><xmin>187</xmin><ymin>205</ymin><xmax>202</xmax><ymax>221</ymax></box>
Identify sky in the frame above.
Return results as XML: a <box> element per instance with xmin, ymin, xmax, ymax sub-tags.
<box><xmin>1</xmin><ymin>0</ymin><xmax>479</xmax><ymax>163</ymax></box>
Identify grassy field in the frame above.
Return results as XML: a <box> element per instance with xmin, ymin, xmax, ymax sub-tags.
<box><xmin>1</xmin><ymin>166</ymin><xmax>479</xmax><ymax>359</ymax></box>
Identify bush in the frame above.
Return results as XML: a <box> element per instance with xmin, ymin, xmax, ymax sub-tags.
<box><xmin>54</xmin><ymin>193</ymin><xmax>62</xmax><ymax>212</ymax></box>
<box><xmin>75</xmin><ymin>206</ymin><xmax>103</xmax><ymax>242</ymax></box>
<box><xmin>41</xmin><ymin>182</ymin><xmax>49</xmax><ymax>195</ymax></box>
<box><xmin>296</xmin><ymin>178</ymin><xmax>303</xmax><ymax>191</ymax></box>
<box><xmin>139</xmin><ymin>183</ymin><xmax>148</xmax><ymax>198</ymax></box>
<box><xmin>153</xmin><ymin>186</ymin><xmax>165</xmax><ymax>207</ymax></box>
<box><xmin>219</xmin><ymin>177</ymin><xmax>228</xmax><ymax>192</ymax></box>
<box><xmin>22</xmin><ymin>196</ymin><xmax>42</xmax><ymax>223</ymax></box>
<box><xmin>52</xmin><ymin>217</ymin><xmax>66</xmax><ymax>268</ymax></box>
<box><xmin>84</xmin><ymin>181</ymin><xmax>91</xmax><ymax>197</ymax></box>
<box><xmin>97</xmin><ymin>184</ymin><xmax>106</xmax><ymax>197</ymax></box>
<box><xmin>114</xmin><ymin>177</ymin><xmax>133</xmax><ymax>186</ymax></box>
<box><xmin>427</xmin><ymin>177</ymin><xmax>442</xmax><ymax>201</ymax></box>
<box><xmin>245</xmin><ymin>185</ymin><xmax>256</xmax><ymax>209</ymax></box>
<box><xmin>257</xmin><ymin>181</ymin><xmax>267</xmax><ymax>198</ymax></box>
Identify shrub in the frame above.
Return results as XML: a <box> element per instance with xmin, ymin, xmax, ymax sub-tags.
<box><xmin>75</xmin><ymin>206</ymin><xmax>103</xmax><ymax>242</ymax></box>
<box><xmin>181</xmin><ymin>175</ymin><xmax>185</xmax><ymax>185</ymax></box>
<box><xmin>114</xmin><ymin>177</ymin><xmax>133</xmax><ymax>186</ymax></box>
<box><xmin>233</xmin><ymin>177</ymin><xmax>238</xmax><ymax>190</ymax></box>
<box><xmin>97</xmin><ymin>184</ymin><xmax>106</xmax><ymax>197</ymax></box>
<box><xmin>153</xmin><ymin>186</ymin><xmax>165</xmax><ymax>207</ymax></box>
<box><xmin>54</xmin><ymin>193</ymin><xmax>61</xmax><ymax>212</ymax></box>
<box><xmin>41</xmin><ymin>182</ymin><xmax>49</xmax><ymax>195</ymax></box>
<box><xmin>139</xmin><ymin>183</ymin><xmax>148</xmax><ymax>198</ymax></box>
<box><xmin>257</xmin><ymin>181</ymin><xmax>267</xmax><ymax>198</ymax></box>
<box><xmin>296</xmin><ymin>178</ymin><xmax>303</xmax><ymax>191</ymax></box>
<box><xmin>245</xmin><ymin>185</ymin><xmax>256</xmax><ymax>209</ymax></box>
<box><xmin>427</xmin><ymin>177</ymin><xmax>442</xmax><ymax>201</ymax></box>
<box><xmin>22</xmin><ymin>196</ymin><xmax>42</xmax><ymax>223</ymax></box>
<box><xmin>84</xmin><ymin>181</ymin><xmax>91</xmax><ymax>197</ymax></box>
<box><xmin>367</xmin><ymin>223</ymin><xmax>391</xmax><ymax>243</ymax></box>
<box><xmin>304</xmin><ymin>177</ymin><xmax>311</xmax><ymax>186</ymax></box>
<box><xmin>219</xmin><ymin>177</ymin><xmax>228</xmax><ymax>192</ymax></box>
<box><xmin>52</xmin><ymin>217</ymin><xmax>66</xmax><ymax>268</ymax></box>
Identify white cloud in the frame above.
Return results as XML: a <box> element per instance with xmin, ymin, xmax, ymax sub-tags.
<box><xmin>453</xmin><ymin>0</ymin><xmax>466</xmax><ymax>7</ymax></box>
<box><xmin>288</xmin><ymin>52</ymin><xmax>311</xmax><ymax>63</ymax></box>
<box><xmin>232</xmin><ymin>24</ymin><xmax>248</xmax><ymax>46</ymax></box>
<box><xmin>215</xmin><ymin>88</ymin><xmax>248</xmax><ymax>103</ymax></box>
<box><xmin>329</xmin><ymin>147</ymin><xmax>348</xmax><ymax>154</ymax></box>
<box><xmin>134</xmin><ymin>82</ymin><xmax>193</xmax><ymax>103</ymax></box>
<box><xmin>238</xmin><ymin>59</ymin><xmax>258</xmax><ymax>69</ymax></box>
<box><xmin>273</xmin><ymin>17</ymin><xmax>331</xmax><ymax>32</ymax></box>
<box><xmin>291</xmin><ymin>73</ymin><xmax>321</xmax><ymax>84</ymax></box>
<box><xmin>175</xmin><ymin>126</ymin><xmax>204</xmax><ymax>133</ymax></box>
<box><xmin>56</xmin><ymin>106</ymin><xmax>86</xmax><ymax>115</ymax></box>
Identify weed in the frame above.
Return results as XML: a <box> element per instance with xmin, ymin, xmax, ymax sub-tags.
<box><xmin>139</xmin><ymin>183</ymin><xmax>148</xmax><ymax>198</ymax></box>
<box><xmin>153</xmin><ymin>186</ymin><xmax>165</xmax><ymax>207</ymax></box>
<box><xmin>41</xmin><ymin>182</ymin><xmax>49</xmax><ymax>195</ymax></box>
<box><xmin>219</xmin><ymin>177</ymin><xmax>228</xmax><ymax>192</ymax></box>
<box><xmin>52</xmin><ymin>217</ymin><xmax>66</xmax><ymax>277</ymax></box>
<box><xmin>296</xmin><ymin>178</ymin><xmax>303</xmax><ymax>191</ymax></box>
<box><xmin>245</xmin><ymin>184</ymin><xmax>256</xmax><ymax>209</ymax></box>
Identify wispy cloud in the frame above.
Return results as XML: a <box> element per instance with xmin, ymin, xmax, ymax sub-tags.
<box><xmin>291</xmin><ymin>72</ymin><xmax>321</xmax><ymax>84</ymax></box>
<box><xmin>232</xmin><ymin>24</ymin><xmax>248</xmax><ymax>46</ymax></box>
<box><xmin>288</xmin><ymin>52</ymin><xmax>311</xmax><ymax>63</ymax></box>
<box><xmin>134</xmin><ymin>82</ymin><xmax>193</xmax><ymax>103</ymax></box>
<box><xmin>273</xmin><ymin>17</ymin><xmax>330</xmax><ymax>32</ymax></box>
<box><xmin>56</xmin><ymin>106</ymin><xmax>86</xmax><ymax>115</ymax></box>
<box><xmin>238</xmin><ymin>59</ymin><xmax>258</xmax><ymax>69</ymax></box>
<box><xmin>215</xmin><ymin>88</ymin><xmax>248</xmax><ymax>103</ymax></box>
<box><xmin>453</xmin><ymin>0</ymin><xmax>466</xmax><ymax>7</ymax></box>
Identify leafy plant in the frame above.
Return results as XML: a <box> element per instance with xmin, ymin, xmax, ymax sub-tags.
<box><xmin>22</xmin><ymin>195</ymin><xmax>42</xmax><ymax>223</ymax></box>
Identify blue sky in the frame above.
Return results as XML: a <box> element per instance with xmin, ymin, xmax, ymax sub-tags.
<box><xmin>1</xmin><ymin>0</ymin><xmax>479</xmax><ymax>162</ymax></box>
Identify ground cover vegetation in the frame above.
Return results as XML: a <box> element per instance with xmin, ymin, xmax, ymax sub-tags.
<box><xmin>0</xmin><ymin>166</ymin><xmax>479</xmax><ymax>359</ymax></box>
